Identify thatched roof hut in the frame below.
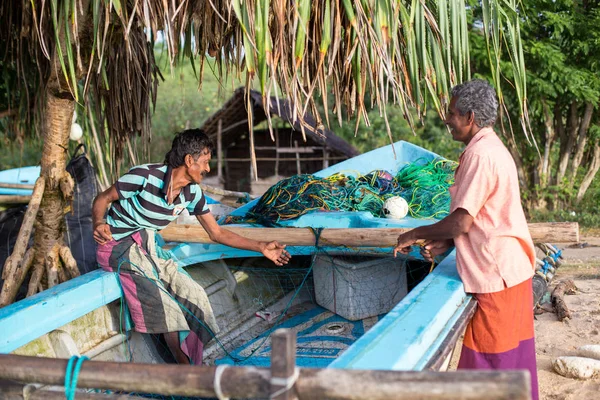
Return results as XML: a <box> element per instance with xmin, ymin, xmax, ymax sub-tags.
<box><xmin>201</xmin><ymin>88</ymin><xmax>359</xmax><ymax>193</ymax></box>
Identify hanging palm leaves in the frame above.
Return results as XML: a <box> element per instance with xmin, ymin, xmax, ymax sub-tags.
<box><xmin>2</xmin><ymin>0</ymin><xmax>530</xmax><ymax>152</ymax></box>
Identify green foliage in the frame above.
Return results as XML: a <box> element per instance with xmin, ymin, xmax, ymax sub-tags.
<box><xmin>469</xmin><ymin>0</ymin><xmax>600</xmax><ymax>212</ymax></box>
<box><xmin>0</xmin><ymin>132</ymin><xmax>42</xmax><ymax>170</ymax></box>
<box><xmin>137</xmin><ymin>58</ymin><xmax>243</xmax><ymax>163</ymax></box>
<box><xmin>530</xmin><ymin>208</ymin><xmax>600</xmax><ymax>229</ymax></box>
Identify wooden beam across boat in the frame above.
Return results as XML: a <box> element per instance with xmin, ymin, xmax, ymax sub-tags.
<box><xmin>0</xmin><ymin>353</ymin><xmax>532</xmax><ymax>399</ymax></box>
<box><xmin>160</xmin><ymin>221</ymin><xmax>579</xmax><ymax>246</ymax></box>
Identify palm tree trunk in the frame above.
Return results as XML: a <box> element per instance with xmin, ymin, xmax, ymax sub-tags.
<box><xmin>27</xmin><ymin>93</ymin><xmax>77</xmax><ymax>295</ymax></box>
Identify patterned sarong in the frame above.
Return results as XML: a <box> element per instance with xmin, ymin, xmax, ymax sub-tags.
<box><xmin>96</xmin><ymin>229</ymin><xmax>218</xmax><ymax>365</ymax></box>
<box><xmin>458</xmin><ymin>278</ymin><xmax>538</xmax><ymax>400</ymax></box>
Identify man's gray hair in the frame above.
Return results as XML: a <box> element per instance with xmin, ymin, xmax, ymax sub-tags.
<box><xmin>451</xmin><ymin>79</ymin><xmax>498</xmax><ymax>127</ymax></box>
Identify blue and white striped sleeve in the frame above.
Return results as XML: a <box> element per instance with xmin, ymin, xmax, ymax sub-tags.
<box><xmin>114</xmin><ymin>166</ymin><xmax>148</xmax><ymax>200</ymax></box>
<box><xmin>187</xmin><ymin>186</ymin><xmax>210</xmax><ymax>216</ymax></box>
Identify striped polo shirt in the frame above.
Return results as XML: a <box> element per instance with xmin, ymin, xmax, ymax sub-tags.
<box><xmin>106</xmin><ymin>163</ymin><xmax>209</xmax><ymax>241</ymax></box>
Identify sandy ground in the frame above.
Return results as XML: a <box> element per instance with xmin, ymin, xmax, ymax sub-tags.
<box><xmin>535</xmin><ymin>236</ymin><xmax>600</xmax><ymax>400</ymax></box>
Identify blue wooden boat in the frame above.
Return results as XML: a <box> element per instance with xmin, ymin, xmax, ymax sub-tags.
<box><xmin>0</xmin><ymin>140</ymin><xmax>472</xmax><ymax>374</ymax></box>
<box><xmin>0</xmin><ymin>166</ymin><xmax>40</xmax><ymax>196</ymax></box>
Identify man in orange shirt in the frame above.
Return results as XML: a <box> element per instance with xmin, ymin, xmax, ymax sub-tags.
<box><xmin>394</xmin><ymin>79</ymin><xmax>538</xmax><ymax>400</ymax></box>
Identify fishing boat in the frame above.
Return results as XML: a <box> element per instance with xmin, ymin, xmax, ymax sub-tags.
<box><xmin>0</xmin><ymin>140</ymin><xmax>475</xmax><ymax>375</ymax></box>
<box><xmin>0</xmin><ymin>166</ymin><xmax>39</xmax><ymax>196</ymax></box>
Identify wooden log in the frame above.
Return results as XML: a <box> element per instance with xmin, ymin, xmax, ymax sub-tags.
<box><xmin>1</xmin><ymin>177</ymin><xmax>45</xmax><ymax>305</ymax></box>
<box><xmin>159</xmin><ymin>222</ymin><xmax>580</xmax><ymax>247</ymax></box>
<box><xmin>0</xmin><ymin>248</ymin><xmax>34</xmax><ymax>308</ymax></box>
<box><xmin>0</xmin><ymin>195</ymin><xmax>32</xmax><ymax>204</ymax></box>
<box><xmin>528</xmin><ymin>222</ymin><xmax>579</xmax><ymax>243</ymax></box>
<box><xmin>270</xmin><ymin>329</ymin><xmax>299</xmax><ymax>400</ymax></box>
<box><xmin>0</xmin><ymin>379</ymin><xmax>133</xmax><ymax>399</ymax></box>
<box><xmin>552</xmin><ymin>279</ymin><xmax>578</xmax><ymax>321</ymax></box>
<box><xmin>0</xmin><ymin>354</ymin><xmax>270</xmax><ymax>398</ymax></box>
<box><xmin>0</xmin><ymin>354</ymin><xmax>531</xmax><ymax>400</ymax></box>
<box><xmin>295</xmin><ymin>369</ymin><xmax>532</xmax><ymax>400</ymax></box>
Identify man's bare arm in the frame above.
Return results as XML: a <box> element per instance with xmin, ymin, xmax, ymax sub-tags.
<box><xmin>195</xmin><ymin>212</ymin><xmax>291</xmax><ymax>266</ymax></box>
<box><xmin>92</xmin><ymin>186</ymin><xmax>119</xmax><ymax>244</ymax></box>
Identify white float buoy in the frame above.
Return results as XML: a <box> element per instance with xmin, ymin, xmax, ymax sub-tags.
<box><xmin>70</xmin><ymin>123</ymin><xmax>83</xmax><ymax>141</ymax></box>
<box><xmin>382</xmin><ymin>196</ymin><xmax>409</xmax><ymax>219</ymax></box>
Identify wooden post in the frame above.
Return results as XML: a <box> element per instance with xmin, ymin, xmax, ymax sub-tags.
<box><xmin>322</xmin><ymin>148</ymin><xmax>329</xmax><ymax>169</ymax></box>
<box><xmin>270</xmin><ymin>329</ymin><xmax>299</xmax><ymax>400</ymax></box>
<box><xmin>275</xmin><ymin>127</ymin><xmax>280</xmax><ymax>176</ymax></box>
<box><xmin>217</xmin><ymin>118</ymin><xmax>223</xmax><ymax>183</ymax></box>
<box><xmin>294</xmin><ymin>140</ymin><xmax>301</xmax><ymax>175</ymax></box>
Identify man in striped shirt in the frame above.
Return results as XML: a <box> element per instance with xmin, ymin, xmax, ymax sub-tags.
<box><xmin>93</xmin><ymin>129</ymin><xmax>290</xmax><ymax>364</ymax></box>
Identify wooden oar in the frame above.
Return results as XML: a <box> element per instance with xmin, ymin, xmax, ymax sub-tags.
<box><xmin>160</xmin><ymin>221</ymin><xmax>579</xmax><ymax>246</ymax></box>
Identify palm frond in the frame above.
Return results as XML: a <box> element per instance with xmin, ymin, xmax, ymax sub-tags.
<box><xmin>0</xmin><ymin>0</ymin><xmax>531</xmax><ymax>166</ymax></box>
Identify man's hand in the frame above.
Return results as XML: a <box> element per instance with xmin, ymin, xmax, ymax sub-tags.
<box><xmin>420</xmin><ymin>239</ymin><xmax>453</xmax><ymax>262</ymax></box>
<box><xmin>393</xmin><ymin>231</ymin><xmax>417</xmax><ymax>257</ymax></box>
<box><xmin>261</xmin><ymin>241</ymin><xmax>291</xmax><ymax>266</ymax></box>
<box><xmin>93</xmin><ymin>223</ymin><xmax>113</xmax><ymax>245</ymax></box>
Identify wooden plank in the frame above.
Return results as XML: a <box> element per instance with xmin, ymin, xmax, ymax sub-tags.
<box><xmin>223</xmin><ymin>156</ymin><xmax>348</xmax><ymax>162</ymax></box>
<box><xmin>0</xmin><ymin>354</ymin><xmax>531</xmax><ymax>400</ymax></box>
<box><xmin>159</xmin><ymin>222</ymin><xmax>580</xmax><ymax>246</ymax></box>
<box><xmin>0</xmin><ymin>195</ymin><xmax>31</xmax><ymax>204</ymax></box>
<box><xmin>254</xmin><ymin>146</ymin><xmax>320</xmax><ymax>153</ymax></box>
<box><xmin>0</xmin><ymin>270</ymin><xmax>121</xmax><ymax>354</ymax></box>
<box><xmin>270</xmin><ymin>329</ymin><xmax>299</xmax><ymax>400</ymax></box>
<box><xmin>277</xmin><ymin>147</ymin><xmax>318</xmax><ymax>154</ymax></box>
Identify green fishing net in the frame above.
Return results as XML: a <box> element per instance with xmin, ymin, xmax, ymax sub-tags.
<box><xmin>224</xmin><ymin>159</ymin><xmax>457</xmax><ymax>226</ymax></box>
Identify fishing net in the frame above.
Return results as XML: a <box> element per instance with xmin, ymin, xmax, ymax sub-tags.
<box><xmin>224</xmin><ymin>158</ymin><xmax>457</xmax><ymax>226</ymax></box>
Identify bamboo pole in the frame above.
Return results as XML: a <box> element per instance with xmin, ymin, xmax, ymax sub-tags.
<box><xmin>159</xmin><ymin>222</ymin><xmax>580</xmax><ymax>247</ymax></box>
<box><xmin>0</xmin><ymin>354</ymin><xmax>531</xmax><ymax>400</ymax></box>
<box><xmin>199</xmin><ymin>184</ymin><xmax>258</xmax><ymax>200</ymax></box>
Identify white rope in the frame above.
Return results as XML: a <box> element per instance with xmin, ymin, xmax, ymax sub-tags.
<box><xmin>213</xmin><ymin>364</ymin><xmax>230</xmax><ymax>400</ymax></box>
<box><xmin>270</xmin><ymin>367</ymin><xmax>300</xmax><ymax>399</ymax></box>
<box><xmin>22</xmin><ymin>384</ymin><xmax>36</xmax><ymax>400</ymax></box>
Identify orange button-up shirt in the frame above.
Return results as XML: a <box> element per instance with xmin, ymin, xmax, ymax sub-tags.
<box><xmin>449</xmin><ymin>127</ymin><xmax>535</xmax><ymax>293</ymax></box>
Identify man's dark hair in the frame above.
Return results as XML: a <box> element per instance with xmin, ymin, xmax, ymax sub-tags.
<box><xmin>164</xmin><ymin>129</ymin><xmax>214</xmax><ymax>168</ymax></box>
